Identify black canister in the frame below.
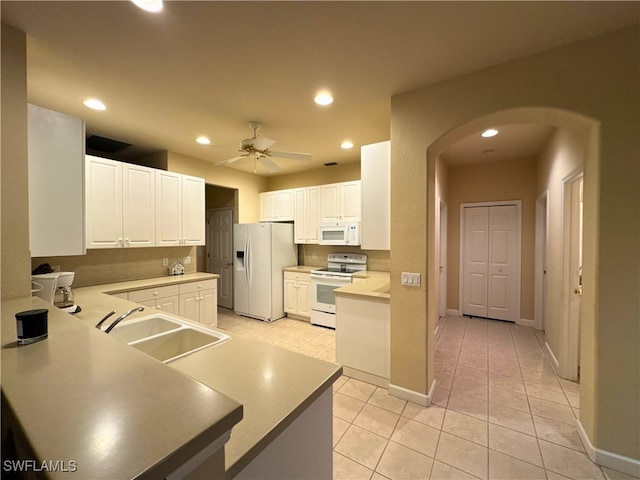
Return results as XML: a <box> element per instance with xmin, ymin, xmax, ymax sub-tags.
<box><xmin>16</xmin><ymin>309</ymin><xmax>48</xmax><ymax>345</ymax></box>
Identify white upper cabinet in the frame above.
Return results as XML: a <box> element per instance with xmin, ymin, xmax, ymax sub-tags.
<box><xmin>28</xmin><ymin>104</ymin><xmax>85</xmax><ymax>257</ymax></box>
<box><xmin>320</xmin><ymin>181</ymin><xmax>361</xmax><ymax>222</ymax></box>
<box><xmin>361</xmin><ymin>141</ymin><xmax>390</xmax><ymax>250</ymax></box>
<box><xmin>294</xmin><ymin>186</ymin><xmax>320</xmax><ymax>244</ymax></box>
<box><xmin>86</xmin><ymin>156</ymin><xmax>155</xmax><ymax>248</ymax></box>
<box><xmin>156</xmin><ymin>171</ymin><xmax>205</xmax><ymax>246</ymax></box>
<box><xmin>259</xmin><ymin>189</ymin><xmax>295</xmax><ymax>222</ymax></box>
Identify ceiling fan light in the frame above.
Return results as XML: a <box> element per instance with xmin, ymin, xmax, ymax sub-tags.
<box><xmin>131</xmin><ymin>0</ymin><xmax>163</xmax><ymax>13</ymax></box>
<box><xmin>314</xmin><ymin>92</ymin><xmax>333</xmax><ymax>106</ymax></box>
<box><xmin>83</xmin><ymin>98</ymin><xmax>106</xmax><ymax>111</ymax></box>
<box><xmin>341</xmin><ymin>141</ymin><xmax>354</xmax><ymax>149</ymax></box>
<box><xmin>481</xmin><ymin>128</ymin><xmax>499</xmax><ymax>138</ymax></box>
<box><xmin>196</xmin><ymin>136</ymin><xmax>211</xmax><ymax>145</ymax></box>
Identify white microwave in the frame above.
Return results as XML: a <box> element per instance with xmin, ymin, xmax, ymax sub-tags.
<box><xmin>318</xmin><ymin>221</ymin><xmax>361</xmax><ymax>246</ymax></box>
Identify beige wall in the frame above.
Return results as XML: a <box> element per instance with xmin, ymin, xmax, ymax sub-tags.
<box><xmin>1</xmin><ymin>25</ymin><xmax>31</xmax><ymax>300</ymax></box>
<box><xmin>266</xmin><ymin>162</ymin><xmax>360</xmax><ymax>191</ymax></box>
<box><xmin>206</xmin><ymin>184</ymin><xmax>236</xmax><ymax>211</ymax></box>
<box><xmin>391</xmin><ymin>26</ymin><xmax>639</xmax><ymax>459</ymax></box>
<box><xmin>446</xmin><ymin>157</ymin><xmax>537</xmax><ymax>320</ymax></box>
<box><xmin>167</xmin><ymin>151</ymin><xmax>267</xmax><ymax>223</ymax></box>
<box><xmin>536</xmin><ymin>128</ymin><xmax>587</xmax><ymax>360</ymax></box>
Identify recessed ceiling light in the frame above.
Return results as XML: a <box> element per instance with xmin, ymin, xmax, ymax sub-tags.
<box><xmin>314</xmin><ymin>91</ymin><xmax>333</xmax><ymax>106</ymax></box>
<box><xmin>83</xmin><ymin>99</ymin><xmax>106</xmax><ymax>111</ymax></box>
<box><xmin>196</xmin><ymin>136</ymin><xmax>211</xmax><ymax>145</ymax></box>
<box><xmin>131</xmin><ymin>0</ymin><xmax>163</xmax><ymax>13</ymax></box>
<box><xmin>481</xmin><ymin>128</ymin><xmax>499</xmax><ymax>138</ymax></box>
<box><xmin>341</xmin><ymin>141</ymin><xmax>354</xmax><ymax>149</ymax></box>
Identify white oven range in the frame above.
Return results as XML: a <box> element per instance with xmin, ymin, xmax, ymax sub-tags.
<box><xmin>310</xmin><ymin>253</ymin><xmax>367</xmax><ymax>328</ymax></box>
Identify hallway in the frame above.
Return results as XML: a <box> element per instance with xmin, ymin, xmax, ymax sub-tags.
<box><xmin>217</xmin><ymin>309</ymin><xmax>632</xmax><ymax>479</ymax></box>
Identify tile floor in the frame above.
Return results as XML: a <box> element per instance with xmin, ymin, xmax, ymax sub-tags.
<box><xmin>217</xmin><ymin>308</ymin><xmax>636</xmax><ymax>480</ymax></box>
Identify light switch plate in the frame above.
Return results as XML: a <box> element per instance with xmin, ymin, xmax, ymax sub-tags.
<box><xmin>401</xmin><ymin>272</ymin><xmax>421</xmax><ymax>286</ymax></box>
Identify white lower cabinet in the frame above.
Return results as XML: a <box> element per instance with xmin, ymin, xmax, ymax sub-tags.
<box><xmin>127</xmin><ymin>285</ymin><xmax>180</xmax><ymax>315</ymax></box>
<box><xmin>284</xmin><ymin>271</ymin><xmax>311</xmax><ymax>319</ymax></box>
<box><xmin>179</xmin><ymin>280</ymin><xmax>217</xmax><ymax>326</ymax></box>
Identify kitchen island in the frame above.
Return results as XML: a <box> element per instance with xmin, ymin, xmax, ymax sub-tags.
<box><xmin>2</xmin><ymin>273</ymin><xmax>341</xmax><ymax>479</ymax></box>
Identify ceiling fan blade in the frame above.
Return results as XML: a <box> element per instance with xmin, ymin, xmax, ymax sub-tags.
<box><xmin>215</xmin><ymin>155</ymin><xmax>248</xmax><ymax>167</ymax></box>
<box><xmin>269</xmin><ymin>150</ymin><xmax>312</xmax><ymax>161</ymax></box>
<box><xmin>258</xmin><ymin>156</ymin><xmax>281</xmax><ymax>173</ymax></box>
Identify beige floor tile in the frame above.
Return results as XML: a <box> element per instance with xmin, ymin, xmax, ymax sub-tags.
<box><xmin>376</xmin><ymin>441</ymin><xmax>434</xmax><ymax>480</ymax></box>
<box><xmin>488</xmin><ymin>373</ymin><xmax>526</xmax><ymax>395</ymax></box>
<box><xmin>528</xmin><ymin>397</ymin><xmax>576</xmax><ymax>425</ymax></box>
<box><xmin>564</xmin><ymin>390</ymin><xmax>580</xmax><ymax>409</ymax></box>
<box><xmin>442</xmin><ymin>409</ymin><xmax>488</xmax><ymax>446</ymax></box>
<box><xmin>455</xmin><ymin>365</ymin><xmax>489</xmax><ymax>384</ymax></box>
<box><xmin>488</xmin><ymin>423</ymin><xmax>543</xmax><ymax>466</ymax></box>
<box><xmin>333</xmin><ymin>451</ymin><xmax>374</xmax><ymax>480</ymax></box>
<box><xmin>532</xmin><ymin>415</ymin><xmax>585</xmax><ymax>452</ymax></box>
<box><xmin>488</xmin><ymin>403</ymin><xmax>535</xmax><ymax>435</ymax></box>
<box><xmin>488</xmin><ymin>385</ymin><xmax>530</xmax><ymax>413</ymax></box>
<box><xmin>369</xmin><ymin>387</ymin><xmax>408</xmax><ymax>415</ymax></box>
<box><xmin>340</xmin><ymin>378</ymin><xmax>377</xmax><ymax>402</ymax></box>
<box><xmin>558</xmin><ymin>378</ymin><xmax>580</xmax><ymax>394</ymax></box>
<box><xmin>334</xmin><ymin>392</ymin><xmax>365</xmax><ymax>422</ymax></box>
<box><xmin>371</xmin><ymin>473</ymin><xmax>390</xmax><ymax>480</ymax></box>
<box><xmin>335</xmin><ymin>425</ymin><xmax>389</xmax><ymax>470</ymax></box>
<box><xmin>525</xmin><ymin>381</ymin><xmax>569</xmax><ymax>405</ymax></box>
<box><xmin>545</xmin><ymin>471</ymin><xmax>573</xmax><ymax>480</ymax></box>
<box><xmin>435</xmin><ymin>373</ymin><xmax>454</xmax><ymax>390</ymax></box>
<box><xmin>488</xmin><ymin>449</ymin><xmax>546</xmax><ymax>479</ymax></box>
<box><xmin>457</xmin><ymin>353</ymin><xmax>489</xmax><ymax>371</ymax></box>
<box><xmin>333</xmin><ymin>375</ymin><xmax>350</xmax><ymax>392</ymax></box>
<box><xmin>429</xmin><ymin>460</ymin><xmax>481</xmax><ymax>480</ymax></box>
<box><xmin>402</xmin><ymin>403</ymin><xmax>446</xmax><ymax>429</ymax></box>
<box><xmin>539</xmin><ymin>439</ymin><xmax>605</xmax><ymax>479</ymax></box>
<box><xmin>488</xmin><ymin>360</ymin><xmax>523</xmax><ymax>379</ymax></box>
<box><xmin>354</xmin><ymin>404</ymin><xmax>401</xmax><ymax>439</ymax></box>
<box><xmin>435</xmin><ymin>432</ymin><xmax>488</xmax><ymax>480</ymax></box>
<box><xmin>390</xmin><ymin>417</ymin><xmax>440</xmax><ymax>458</ymax></box>
<box><xmin>451</xmin><ymin>376</ymin><xmax>488</xmax><ymax>400</ymax></box>
<box><xmin>434</xmin><ymin>360</ymin><xmax>457</xmax><ymax>377</ymax></box>
<box><xmin>447</xmin><ymin>392</ymin><xmax>488</xmax><ymax>421</ymax></box>
<box><xmin>334</xmin><ymin>416</ymin><xmax>351</xmax><ymax>447</ymax></box>
<box><xmin>432</xmin><ymin>388</ymin><xmax>451</xmax><ymax>408</ymax></box>
<box><xmin>520</xmin><ymin>368</ymin><xmax>561</xmax><ymax>388</ymax></box>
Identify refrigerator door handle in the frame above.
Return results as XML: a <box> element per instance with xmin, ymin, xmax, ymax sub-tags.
<box><xmin>246</xmin><ymin>236</ymin><xmax>251</xmax><ymax>287</ymax></box>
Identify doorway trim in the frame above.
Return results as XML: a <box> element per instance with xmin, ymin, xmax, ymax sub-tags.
<box><xmin>438</xmin><ymin>198</ymin><xmax>448</xmax><ymax>319</ymax></box>
<box><xmin>459</xmin><ymin>200</ymin><xmax>522</xmax><ymax>324</ymax></box>
<box><xmin>534</xmin><ymin>191</ymin><xmax>549</xmax><ymax>332</ymax></box>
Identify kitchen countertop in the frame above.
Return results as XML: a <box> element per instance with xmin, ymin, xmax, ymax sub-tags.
<box><xmin>282</xmin><ymin>265</ymin><xmax>316</xmax><ymax>274</ymax></box>
<box><xmin>335</xmin><ymin>271</ymin><xmax>391</xmax><ymax>300</ymax></box>
<box><xmin>2</xmin><ymin>273</ymin><xmax>341</xmax><ymax>478</ymax></box>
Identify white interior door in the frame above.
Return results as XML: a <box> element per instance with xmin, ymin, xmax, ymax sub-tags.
<box><xmin>462</xmin><ymin>203</ymin><xmax>519</xmax><ymax>322</ymax></box>
<box><xmin>207</xmin><ymin>208</ymin><xmax>234</xmax><ymax>309</ymax></box>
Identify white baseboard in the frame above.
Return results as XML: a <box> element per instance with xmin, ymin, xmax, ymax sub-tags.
<box><xmin>446</xmin><ymin>309</ymin><xmax>460</xmax><ymax>317</ymax></box>
<box><xmin>577</xmin><ymin>420</ymin><xmax>640</xmax><ymax>477</ymax></box>
<box><xmin>342</xmin><ymin>366</ymin><xmax>388</xmax><ymax>389</ymax></box>
<box><xmin>518</xmin><ymin>318</ymin><xmax>535</xmax><ymax>327</ymax></box>
<box><xmin>388</xmin><ymin>379</ymin><xmax>436</xmax><ymax>407</ymax></box>
<box><xmin>543</xmin><ymin>341</ymin><xmax>560</xmax><ymax>375</ymax></box>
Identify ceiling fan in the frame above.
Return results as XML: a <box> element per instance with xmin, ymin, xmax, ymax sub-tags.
<box><xmin>214</xmin><ymin>121</ymin><xmax>312</xmax><ymax>173</ymax></box>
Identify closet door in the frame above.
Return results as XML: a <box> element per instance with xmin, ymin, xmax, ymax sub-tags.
<box><xmin>462</xmin><ymin>204</ymin><xmax>518</xmax><ymax>321</ymax></box>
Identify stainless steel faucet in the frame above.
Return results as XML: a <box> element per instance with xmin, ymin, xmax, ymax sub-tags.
<box><xmin>96</xmin><ymin>307</ymin><xmax>145</xmax><ymax>333</ymax></box>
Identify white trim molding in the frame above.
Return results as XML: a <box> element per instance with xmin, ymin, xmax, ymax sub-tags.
<box><xmin>543</xmin><ymin>341</ymin><xmax>560</xmax><ymax>375</ymax></box>
<box><xmin>518</xmin><ymin>318</ymin><xmax>535</xmax><ymax>328</ymax></box>
<box><xmin>446</xmin><ymin>309</ymin><xmax>460</xmax><ymax>317</ymax></box>
<box><xmin>389</xmin><ymin>379</ymin><xmax>436</xmax><ymax>407</ymax></box>
<box><xmin>577</xmin><ymin>420</ymin><xmax>640</xmax><ymax>478</ymax></box>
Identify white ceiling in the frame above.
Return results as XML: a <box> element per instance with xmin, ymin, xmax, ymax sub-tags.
<box><xmin>3</xmin><ymin>1</ymin><xmax>638</xmax><ymax>175</ymax></box>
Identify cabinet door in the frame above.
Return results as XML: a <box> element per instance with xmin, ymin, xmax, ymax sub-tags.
<box><xmin>85</xmin><ymin>156</ymin><xmax>123</xmax><ymax>248</ymax></box>
<box><xmin>155</xmin><ymin>296</ymin><xmax>179</xmax><ymax>315</ymax></box>
<box><xmin>296</xmin><ymin>280</ymin><xmax>311</xmax><ymax>316</ymax></box>
<box><xmin>340</xmin><ymin>181</ymin><xmax>361</xmax><ymax>221</ymax></box>
<box><xmin>284</xmin><ymin>276</ymin><xmax>299</xmax><ymax>313</ymax></box>
<box><xmin>122</xmin><ymin>163</ymin><xmax>155</xmax><ymax>247</ymax></box>
<box><xmin>307</xmin><ymin>186</ymin><xmax>320</xmax><ymax>243</ymax></box>
<box><xmin>156</xmin><ymin>171</ymin><xmax>182</xmax><ymax>246</ymax></box>
<box><xmin>275</xmin><ymin>189</ymin><xmax>295</xmax><ymax>221</ymax></box>
<box><xmin>294</xmin><ymin>188</ymin><xmax>308</xmax><ymax>243</ymax></box>
<box><xmin>182</xmin><ymin>174</ymin><xmax>205</xmax><ymax>245</ymax></box>
<box><xmin>320</xmin><ymin>183</ymin><xmax>340</xmax><ymax>222</ymax></box>
<box><xmin>179</xmin><ymin>292</ymin><xmax>199</xmax><ymax>322</ymax></box>
<box><xmin>361</xmin><ymin>142</ymin><xmax>390</xmax><ymax>250</ymax></box>
<box><xmin>259</xmin><ymin>192</ymin><xmax>276</xmax><ymax>221</ymax></box>
<box><xmin>199</xmin><ymin>289</ymin><xmax>217</xmax><ymax>326</ymax></box>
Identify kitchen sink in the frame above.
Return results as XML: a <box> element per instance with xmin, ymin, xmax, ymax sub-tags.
<box><xmin>108</xmin><ymin>313</ymin><xmax>229</xmax><ymax>363</ymax></box>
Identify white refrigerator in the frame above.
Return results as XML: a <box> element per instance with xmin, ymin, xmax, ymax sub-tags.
<box><xmin>233</xmin><ymin>223</ymin><xmax>297</xmax><ymax>322</ymax></box>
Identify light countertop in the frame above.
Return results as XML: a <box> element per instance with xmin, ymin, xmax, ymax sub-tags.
<box><xmin>282</xmin><ymin>265</ymin><xmax>316</xmax><ymax>274</ymax></box>
<box><xmin>3</xmin><ymin>273</ymin><xmax>341</xmax><ymax>478</ymax></box>
<box><xmin>335</xmin><ymin>271</ymin><xmax>391</xmax><ymax>300</ymax></box>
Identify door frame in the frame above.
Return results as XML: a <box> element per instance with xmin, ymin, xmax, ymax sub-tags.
<box><xmin>459</xmin><ymin>200</ymin><xmax>522</xmax><ymax>324</ymax></box>
<box><xmin>438</xmin><ymin>198</ymin><xmax>448</xmax><ymax>318</ymax></box>
<box><xmin>534</xmin><ymin>191</ymin><xmax>549</xmax><ymax>331</ymax></box>
<box><xmin>206</xmin><ymin>207</ymin><xmax>235</xmax><ymax>309</ymax></box>
<box><xmin>560</xmin><ymin>169</ymin><xmax>583</xmax><ymax>380</ymax></box>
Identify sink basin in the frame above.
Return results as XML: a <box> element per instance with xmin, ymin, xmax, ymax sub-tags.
<box><xmin>131</xmin><ymin>328</ymin><xmax>228</xmax><ymax>363</ymax></box>
<box><xmin>108</xmin><ymin>316</ymin><xmax>181</xmax><ymax>343</ymax></box>
<box><xmin>107</xmin><ymin>313</ymin><xmax>230</xmax><ymax>363</ymax></box>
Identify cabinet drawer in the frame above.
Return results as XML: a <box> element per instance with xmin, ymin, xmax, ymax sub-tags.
<box><xmin>128</xmin><ymin>285</ymin><xmax>180</xmax><ymax>303</ymax></box>
<box><xmin>178</xmin><ymin>279</ymin><xmax>217</xmax><ymax>295</ymax></box>
<box><xmin>284</xmin><ymin>271</ymin><xmax>311</xmax><ymax>282</ymax></box>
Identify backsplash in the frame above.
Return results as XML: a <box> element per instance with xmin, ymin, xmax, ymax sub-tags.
<box><xmin>32</xmin><ymin>246</ymin><xmax>201</xmax><ymax>287</ymax></box>
<box><xmin>297</xmin><ymin>244</ymin><xmax>390</xmax><ymax>271</ymax></box>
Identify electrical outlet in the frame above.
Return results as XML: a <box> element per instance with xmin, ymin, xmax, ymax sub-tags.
<box><xmin>401</xmin><ymin>272</ymin><xmax>421</xmax><ymax>286</ymax></box>
<box><xmin>162</xmin><ymin>258</ymin><xmax>169</xmax><ymax>267</ymax></box>
<box><xmin>183</xmin><ymin>256</ymin><xmax>191</xmax><ymax>265</ymax></box>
